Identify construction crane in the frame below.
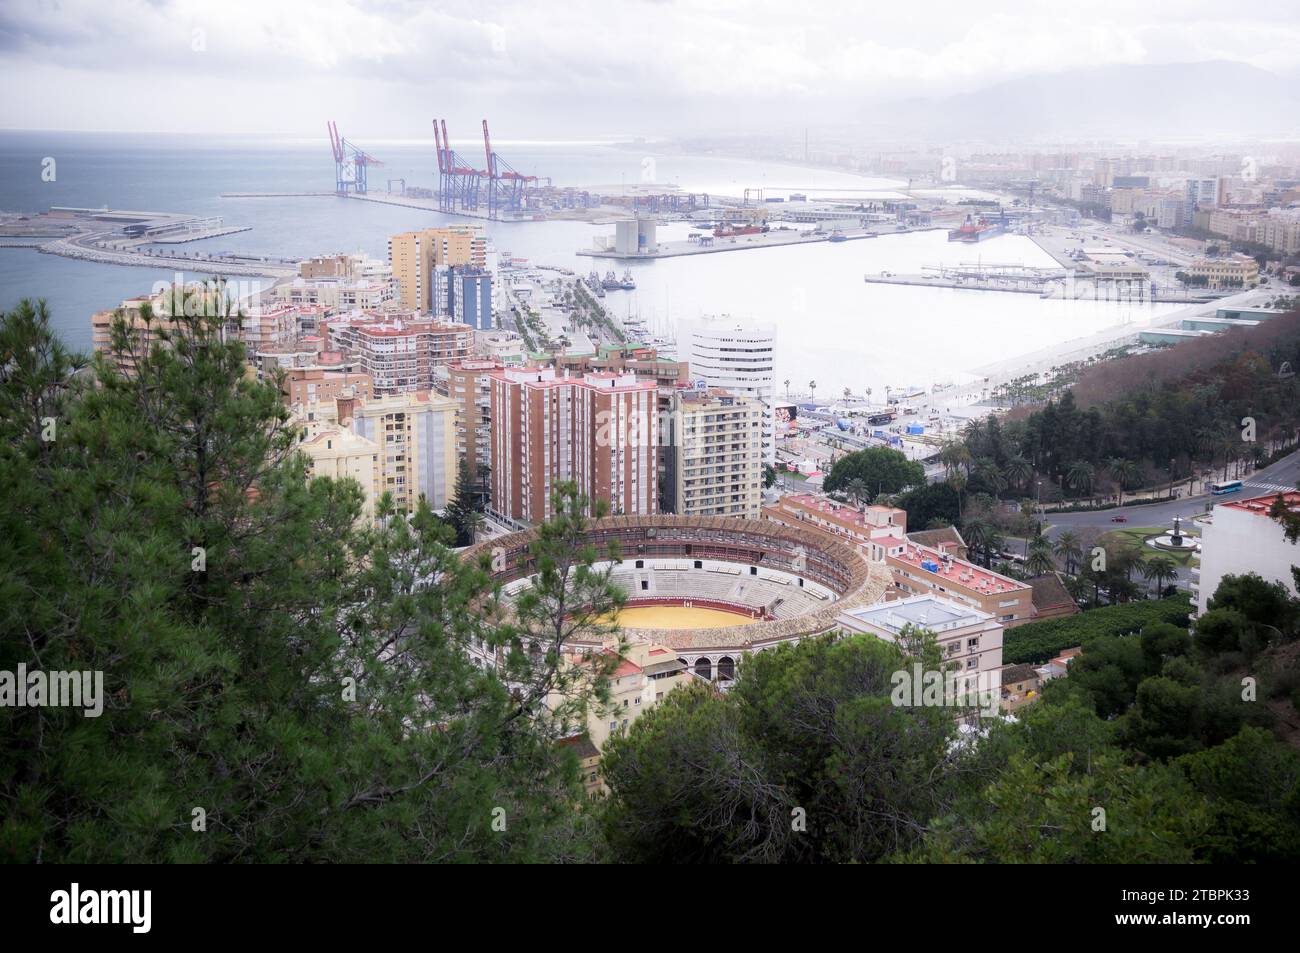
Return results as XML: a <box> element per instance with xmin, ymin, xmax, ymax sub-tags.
<box><xmin>327</xmin><ymin>121</ymin><xmax>383</xmax><ymax>195</ymax></box>
<box><xmin>434</xmin><ymin>119</ymin><xmax>488</xmax><ymax>213</ymax></box>
<box><xmin>481</xmin><ymin>119</ymin><xmax>538</xmax><ymax>220</ymax></box>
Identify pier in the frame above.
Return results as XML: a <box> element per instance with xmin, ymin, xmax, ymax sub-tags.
<box><xmin>580</xmin><ymin>226</ymin><xmax>933</xmax><ymax>260</ymax></box>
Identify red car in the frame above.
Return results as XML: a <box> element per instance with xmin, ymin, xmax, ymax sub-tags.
<box><xmin>1110</xmin><ymin>516</ymin><xmax>1127</xmax><ymax>523</ymax></box>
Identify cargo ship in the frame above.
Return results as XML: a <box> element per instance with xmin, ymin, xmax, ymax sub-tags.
<box><xmin>713</xmin><ymin>223</ymin><xmax>770</xmax><ymax>238</ymax></box>
<box><xmin>947</xmin><ymin>214</ymin><xmax>1004</xmax><ymax>243</ymax></box>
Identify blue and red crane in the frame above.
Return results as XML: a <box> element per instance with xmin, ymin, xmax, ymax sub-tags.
<box><xmin>327</xmin><ymin>121</ymin><xmax>383</xmax><ymax>195</ymax></box>
<box><xmin>481</xmin><ymin>119</ymin><xmax>537</xmax><ymax>219</ymax></box>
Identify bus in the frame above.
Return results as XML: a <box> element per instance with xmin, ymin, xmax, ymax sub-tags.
<box><xmin>1210</xmin><ymin>480</ymin><xmax>1243</xmax><ymax>495</ymax></box>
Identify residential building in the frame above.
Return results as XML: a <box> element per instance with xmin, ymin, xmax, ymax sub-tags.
<box><xmin>347</xmin><ymin>390</ymin><xmax>459</xmax><ymax>513</ymax></box>
<box><xmin>762</xmin><ymin>493</ymin><xmax>907</xmax><ymax>561</ymax></box>
<box><xmin>888</xmin><ymin>541</ymin><xmax>1035</xmax><ymax>628</ymax></box>
<box><xmin>298</xmin><ymin>425</ymin><xmax>382</xmax><ymax>520</ymax></box>
<box><xmin>684</xmin><ymin>316</ymin><xmax>776</xmax><ymax>464</ymax></box>
<box><xmin>668</xmin><ymin>388</ymin><xmax>764</xmax><ymax>519</ymax></box>
<box><xmin>91</xmin><ymin>286</ymin><xmax>233</xmax><ymax>378</ymax></box>
<box><xmin>448</xmin><ymin>267</ymin><xmax>494</xmax><ymax>330</ymax></box>
<box><xmin>837</xmin><ymin>594</ymin><xmax>1004</xmax><ymax>699</ymax></box>
<box><xmin>488</xmin><ymin>366</ymin><xmax>659</xmax><ymax>524</ymax></box>
<box><xmin>280</xmin><ymin>366</ymin><xmax>373</xmax><ymax>407</ymax></box>
<box><xmin>445</xmin><ymin>360</ymin><xmax>504</xmax><ymax>482</ymax></box>
<box><xmin>328</xmin><ymin>316</ymin><xmax>474</xmax><ymax>394</ymax></box>
<box><xmin>1193</xmin><ymin>491</ymin><xmax>1300</xmax><ymax>615</ymax></box>
<box><xmin>1257</xmin><ymin>210</ymin><xmax>1300</xmax><ymax>255</ymax></box>
<box><xmin>388</xmin><ymin>226</ymin><xmax>487</xmax><ymax>312</ymax></box>
<box><xmin>273</xmin><ymin>253</ymin><xmax>398</xmax><ymax>312</ymax></box>
<box><xmin>999</xmin><ymin>663</ymin><xmax>1041</xmax><ymax>713</ymax></box>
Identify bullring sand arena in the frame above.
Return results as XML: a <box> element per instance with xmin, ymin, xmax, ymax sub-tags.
<box><xmin>465</xmin><ymin>516</ymin><xmax>892</xmax><ymax>676</ymax></box>
<box><xmin>612</xmin><ymin>605</ymin><xmax>758</xmax><ymax>630</ymax></box>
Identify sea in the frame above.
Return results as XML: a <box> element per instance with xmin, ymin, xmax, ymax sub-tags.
<box><xmin>0</xmin><ymin>130</ymin><xmax>1181</xmax><ymax>394</ymax></box>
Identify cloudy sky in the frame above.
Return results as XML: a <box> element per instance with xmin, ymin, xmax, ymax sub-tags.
<box><xmin>2</xmin><ymin>0</ymin><xmax>1298</xmax><ymax>138</ymax></box>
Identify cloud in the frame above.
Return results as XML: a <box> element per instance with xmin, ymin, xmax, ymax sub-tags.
<box><xmin>1</xmin><ymin>0</ymin><xmax>1297</xmax><ymax>135</ymax></box>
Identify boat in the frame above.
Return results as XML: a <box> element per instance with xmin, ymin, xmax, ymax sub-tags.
<box><xmin>713</xmin><ymin>223</ymin><xmax>769</xmax><ymax>238</ymax></box>
<box><xmin>618</xmin><ymin>268</ymin><xmax>636</xmax><ymax>290</ymax></box>
<box><xmin>947</xmin><ymin>214</ymin><xmax>1005</xmax><ymax>243</ymax></box>
<box><xmin>827</xmin><ymin>230</ymin><xmax>848</xmax><ymax>243</ymax></box>
<box><xmin>602</xmin><ymin>270</ymin><xmax>620</xmax><ymax>291</ymax></box>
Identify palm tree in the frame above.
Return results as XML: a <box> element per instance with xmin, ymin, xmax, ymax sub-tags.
<box><xmin>1142</xmin><ymin>556</ymin><xmax>1178</xmax><ymax>598</ymax></box>
<box><xmin>947</xmin><ymin>469</ymin><xmax>968</xmax><ymax>521</ymax></box>
<box><xmin>1065</xmin><ymin>460</ymin><xmax>1096</xmax><ymax>500</ymax></box>
<box><xmin>1106</xmin><ymin>457</ymin><xmax>1141</xmax><ymax>506</ymax></box>
<box><xmin>962</xmin><ymin>518</ymin><xmax>991</xmax><ymax>566</ymax></box>
<box><xmin>808</xmin><ymin>380</ymin><xmax>817</xmax><ymax>404</ymax></box>
<box><xmin>784</xmin><ymin>379</ymin><xmax>791</xmax><ymax>399</ymax></box>
<box><xmin>1003</xmin><ymin>455</ymin><xmax>1033</xmax><ymax>496</ymax></box>
<box><xmin>1025</xmin><ymin>534</ymin><xmax>1056</xmax><ymax>577</ymax></box>
<box><xmin>1054</xmin><ymin>529</ymin><xmax>1083</xmax><ymax>575</ymax></box>
<box><xmin>846</xmin><ymin>478</ymin><xmax>869</xmax><ymax>508</ymax></box>
<box><xmin>865</xmin><ymin>386</ymin><xmax>873</xmax><ymax>405</ymax></box>
<box><xmin>843</xmin><ymin>386</ymin><xmax>851</xmax><ymax>403</ymax></box>
<box><xmin>974</xmin><ymin>457</ymin><xmax>1007</xmax><ymax>498</ymax></box>
<box><xmin>940</xmin><ymin>440</ymin><xmax>972</xmax><ymax>479</ymax></box>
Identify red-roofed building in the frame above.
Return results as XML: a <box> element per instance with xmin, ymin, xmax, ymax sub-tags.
<box><xmin>1194</xmin><ymin>490</ymin><xmax>1300</xmax><ymax>615</ymax></box>
<box><xmin>888</xmin><ymin>540</ymin><xmax>1034</xmax><ymax>627</ymax></box>
<box><xmin>329</xmin><ymin>316</ymin><xmax>473</xmax><ymax>394</ymax></box>
<box><xmin>763</xmin><ymin>493</ymin><xmax>907</xmax><ymax>562</ymax></box>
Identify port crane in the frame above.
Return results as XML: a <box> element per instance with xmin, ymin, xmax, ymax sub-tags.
<box><xmin>434</xmin><ymin>119</ymin><xmax>489</xmax><ymax>213</ymax></box>
<box><xmin>327</xmin><ymin>121</ymin><xmax>383</xmax><ymax>195</ymax></box>
<box><xmin>482</xmin><ymin>119</ymin><xmax>537</xmax><ymax>219</ymax></box>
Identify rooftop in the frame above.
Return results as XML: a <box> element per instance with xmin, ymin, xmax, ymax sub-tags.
<box><xmin>842</xmin><ymin>593</ymin><xmax>989</xmax><ymax>634</ymax></box>
<box><xmin>890</xmin><ymin>541</ymin><xmax>1030</xmax><ymax>596</ymax></box>
<box><xmin>779</xmin><ymin>493</ymin><xmax>903</xmax><ymax>531</ymax></box>
<box><xmin>1221</xmin><ymin>490</ymin><xmax>1300</xmax><ymax>518</ymax></box>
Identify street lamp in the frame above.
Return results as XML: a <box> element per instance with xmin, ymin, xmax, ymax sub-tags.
<box><xmin>1036</xmin><ymin>480</ymin><xmax>1043</xmax><ymax>535</ymax></box>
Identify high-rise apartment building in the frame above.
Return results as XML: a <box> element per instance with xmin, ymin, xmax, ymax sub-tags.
<box><xmin>488</xmin><ymin>367</ymin><xmax>659</xmax><ymax>524</ymax></box>
<box><xmin>388</xmin><ymin>226</ymin><xmax>488</xmax><ymax>312</ymax></box>
<box><xmin>328</xmin><ymin>316</ymin><xmax>473</xmax><ymax>394</ymax></box>
<box><xmin>666</xmin><ymin>388</ymin><xmax>764</xmax><ymax>519</ymax></box>
<box><xmin>445</xmin><ymin>360</ymin><xmax>504</xmax><ymax>482</ymax></box>
<box><xmin>684</xmin><ymin>316</ymin><xmax>776</xmax><ymax>464</ymax></box>
<box><xmin>347</xmin><ymin>390</ymin><xmax>459</xmax><ymax>514</ymax></box>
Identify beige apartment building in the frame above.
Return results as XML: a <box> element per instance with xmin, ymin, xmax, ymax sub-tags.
<box><xmin>489</xmin><ymin>366</ymin><xmax>659</xmax><ymax>524</ymax></box>
<box><xmin>298</xmin><ymin>425</ymin><xmax>382</xmax><ymax>520</ymax></box>
<box><xmin>346</xmin><ymin>390</ymin><xmax>459</xmax><ymax>514</ymax></box>
<box><xmin>668</xmin><ymin>388</ymin><xmax>764</xmax><ymax>519</ymax></box>
<box><xmin>388</xmin><ymin>226</ymin><xmax>487</xmax><ymax>312</ymax></box>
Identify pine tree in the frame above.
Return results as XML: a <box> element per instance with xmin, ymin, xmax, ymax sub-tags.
<box><xmin>0</xmin><ymin>298</ymin><xmax>608</xmax><ymax>862</ymax></box>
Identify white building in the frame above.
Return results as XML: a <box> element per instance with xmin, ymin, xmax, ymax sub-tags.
<box><xmin>836</xmin><ymin>594</ymin><xmax>1004</xmax><ymax>700</ymax></box>
<box><xmin>684</xmin><ymin>316</ymin><xmax>776</xmax><ymax>464</ymax></box>
<box><xmin>1193</xmin><ymin>491</ymin><xmax>1300</xmax><ymax>616</ymax></box>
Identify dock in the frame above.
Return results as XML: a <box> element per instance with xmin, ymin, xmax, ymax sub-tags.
<box><xmin>579</xmin><ymin>227</ymin><xmax>932</xmax><ymax>260</ymax></box>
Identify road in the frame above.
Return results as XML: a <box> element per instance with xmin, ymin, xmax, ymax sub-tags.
<box><xmin>1042</xmin><ymin>449</ymin><xmax>1300</xmax><ymax>539</ymax></box>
